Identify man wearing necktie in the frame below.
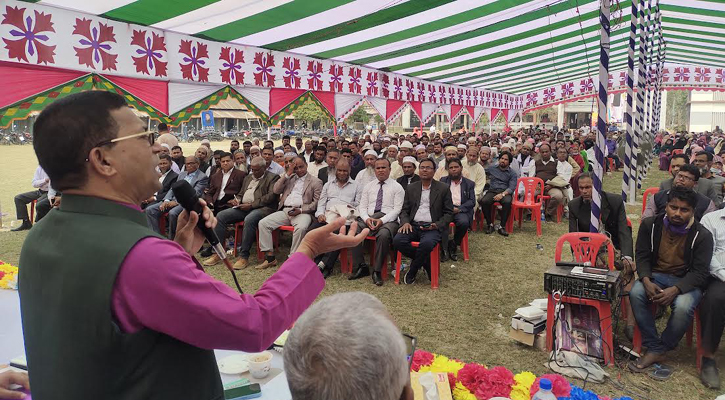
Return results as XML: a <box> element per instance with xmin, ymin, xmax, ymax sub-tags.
<box><xmin>350</xmin><ymin>159</ymin><xmax>405</xmax><ymax>285</ymax></box>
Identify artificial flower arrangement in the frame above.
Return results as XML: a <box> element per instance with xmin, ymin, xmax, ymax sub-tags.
<box><xmin>411</xmin><ymin>350</ymin><xmax>633</xmax><ymax>400</ymax></box>
<box><xmin>0</xmin><ymin>261</ymin><xmax>19</xmax><ymax>290</ymax></box>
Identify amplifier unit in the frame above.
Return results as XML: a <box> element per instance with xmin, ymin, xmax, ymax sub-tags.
<box><xmin>544</xmin><ymin>264</ymin><xmax>621</xmax><ymax>302</ymax></box>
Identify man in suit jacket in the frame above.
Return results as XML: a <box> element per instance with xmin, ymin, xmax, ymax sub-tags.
<box><xmin>145</xmin><ymin>155</ymin><xmax>209</xmax><ymax>237</ymax></box>
<box><xmin>257</xmin><ymin>156</ymin><xmax>323</xmax><ymax>269</ymax></box>
<box><xmin>396</xmin><ymin>156</ymin><xmax>420</xmax><ymax>191</ymax></box>
<box><xmin>141</xmin><ymin>154</ymin><xmax>177</xmax><ymax>209</ymax></box>
<box><xmin>202</xmin><ymin>152</ymin><xmax>246</xmax><ymax>213</ymax></box>
<box><xmin>440</xmin><ymin>159</ymin><xmax>475</xmax><ymax>262</ymax></box>
<box><xmin>317</xmin><ymin>148</ymin><xmax>340</xmax><ymax>185</ymax></box>
<box><xmin>202</xmin><ymin>156</ymin><xmax>280</xmax><ymax>267</ymax></box>
<box><xmin>659</xmin><ymin>153</ymin><xmax>719</xmax><ymax>204</ymax></box>
<box><xmin>394</xmin><ymin>158</ymin><xmax>454</xmax><ymax>285</ymax></box>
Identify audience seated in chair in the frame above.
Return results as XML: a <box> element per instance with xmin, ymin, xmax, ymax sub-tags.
<box><xmin>256</xmin><ymin>157</ymin><xmax>322</xmax><ymax>269</ymax></box>
<box><xmin>629</xmin><ymin>187</ymin><xmax>713</xmax><ymax>373</ymax></box>
<box><xmin>349</xmin><ymin>158</ymin><xmax>405</xmax><ymax>286</ymax></box>
<box><xmin>440</xmin><ymin>158</ymin><xmax>475</xmax><ymax>261</ymax></box>
<box><xmin>643</xmin><ymin>163</ymin><xmax>717</xmax><ymax>221</ymax></box>
<box><xmin>659</xmin><ymin>153</ymin><xmax>719</xmax><ymax>204</ymax></box>
<box><xmin>202</xmin><ymin>157</ymin><xmax>279</xmax><ymax>267</ymax></box>
<box><xmin>203</xmin><ymin>152</ymin><xmax>246</xmax><ymax>214</ymax></box>
<box><xmin>394</xmin><ymin>158</ymin><xmax>454</xmax><ymax>285</ymax></box>
<box><xmin>142</xmin><ymin>154</ymin><xmax>178</xmax><ymax>209</ymax></box>
<box><xmin>308</xmin><ymin>160</ymin><xmax>362</xmax><ymax>278</ymax></box>
<box><xmin>12</xmin><ymin>165</ymin><xmax>51</xmax><ymax>231</ymax></box>
<box><xmin>145</xmin><ymin>156</ymin><xmax>208</xmax><ymax>237</ymax></box>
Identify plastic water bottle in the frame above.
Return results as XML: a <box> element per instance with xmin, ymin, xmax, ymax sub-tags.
<box><xmin>531</xmin><ymin>378</ymin><xmax>557</xmax><ymax>400</ymax></box>
<box><xmin>540</xmin><ymin>206</ymin><xmax>546</xmax><ymax>222</ymax></box>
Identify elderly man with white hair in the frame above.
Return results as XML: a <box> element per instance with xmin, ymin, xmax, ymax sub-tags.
<box><xmin>284</xmin><ymin>292</ymin><xmax>413</xmax><ymax>400</ymax></box>
<box><xmin>390</xmin><ymin>141</ymin><xmax>414</xmax><ymax>180</ymax></box>
<box><xmin>355</xmin><ymin>150</ymin><xmax>379</xmax><ymax>188</ymax></box>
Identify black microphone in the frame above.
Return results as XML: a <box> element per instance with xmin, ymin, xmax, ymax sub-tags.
<box><xmin>172</xmin><ymin>180</ymin><xmax>226</xmax><ymax>260</ymax></box>
<box><xmin>172</xmin><ymin>180</ymin><xmax>243</xmax><ymax>293</ymax></box>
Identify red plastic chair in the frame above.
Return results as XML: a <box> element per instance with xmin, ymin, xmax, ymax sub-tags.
<box><xmin>511</xmin><ymin>177</ymin><xmax>546</xmax><ymax>236</ymax></box>
<box><xmin>490</xmin><ymin>201</ymin><xmax>514</xmax><ymax>233</ymax></box>
<box><xmin>538</xmin><ymin>195</ymin><xmax>564</xmax><ymax>223</ymax></box>
<box><xmin>632</xmin><ymin>305</ymin><xmax>704</xmax><ymax>371</ymax></box>
<box><xmin>339</xmin><ymin>236</ymin><xmax>395</xmax><ymax>277</ymax></box>
<box><xmin>29</xmin><ymin>199</ymin><xmax>36</xmax><ymax>225</ymax></box>
<box><xmin>547</xmin><ymin>232</ymin><xmax>616</xmax><ymax>365</ymax></box>
<box><xmin>255</xmin><ymin>226</ymin><xmax>290</xmax><ymax>260</ymax></box>
<box><xmin>233</xmin><ymin>222</ymin><xmax>244</xmax><ymax>257</ymax></box>
<box><xmin>394</xmin><ymin>242</ymin><xmax>441</xmax><ymax>289</ymax></box>
<box><xmin>641</xmin><ymin>187</ymin><xmax>659</xmax><ymax>214</ymax></box>
<box><xmin>449</xmin><ymin>222</ymin><xmax>470</xmax><ymax>261</ymax></box>
<box><xmin>473</xmin><ymin>209</ymin><xmax>485</xmax><ymax>231</ymax></box>
<box><xmin>159</xmin><ymin>212</ymin><xmax>168</xmax><ymax>236</ymax></box>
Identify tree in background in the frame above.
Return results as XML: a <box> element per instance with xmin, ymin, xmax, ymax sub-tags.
<box><xmin>666</xmin><ymin>90</ymin><xmax>689</xmax><ymax>132</ymax></box>
<box><xmin>292</xmin><ymin>99</ymin><xmax>330</xmax><ymax>129</ymax></box>
<box><xmin>344</xmin><ymin>106</ymin><xmax>369</xmax><ymax>126</ymax></box>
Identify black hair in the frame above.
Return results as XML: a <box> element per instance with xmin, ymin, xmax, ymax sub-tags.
<box><xmin>314</xmin><ymin>145</ymin><xmax>327</xmax><ymax>154</ymax></box>
<box><xmin>243</xmin><ymin>140</ymin><xmax>252</xmax><ymax>146</ymax></box>
<box><xmin>498</xmin><ymin>151</ymin><xmax>513</xmax><ymax>163</ymax></box>
<box><xmin>696</xmin><ymin>150</ymin><xmax>714</xmax><ymax>162</ymax></box>
<box><xmin>375</xmin><ymin>158</ymin><xmax>392</xmax><ymax>167</ymax></box>
<box><xmin>220</xmin><ymin>152</ymin><xmax>233</xmax><ymax>160</ymax></box>
<box><xmin>33</xmin><ymin>91</ymin><xmax>128</xmax><ymax>191</ymax></box>
<box><xmin>231</xmin><ymin>139</ymin><xmax>239</xmax><ymax>144</ymax></box>
<box><xmin>419</xmin><ymin>158</ymin><xmax>436</xmax><ymax>169</ymax></box>
<box><xmin>678</xmin><ymin>163</ymin><xmax>701</xmax><ymax>181</ymax></box>
<box><xmin>446</xmin><ymin>158</ymin><xmax>462</xmax><ymax>168</ymax></box>
<box><xmin>341</xmin><ymin>148</ymin><xmax>352</xmax><ymax>155</ymax></box>
<box><xmin>294</xmin><ymin>156</ymin><xmax>307</xmax><ymax>165</ymax></box>
<box><xmin>668</xmin><ymin>186</ymin><xmax>698</xmax><ymax>209</ymax></box>
<box><xmin>213</xmin><ymin>150</ymin><xmax>224</xmax><ymax>156</ymax></box>
<box><xmin>577</xmin><ymin>172</ymin><xmax>593</xmax><ymax>182</ymax></box>
<box><xmin>671</xmin><ymin>153</ymin><xmax>689</xmax><ymax>164</ymax></box>
<box><xmin>283</xmin><ymin>135</ymin><xmax>291</xmax><ymax>140</ymax></box>
<box><xmin>171</xmin><ymin>145</ymin><xmax>182</xmax><ymax>151</ymax></box>
<box><xmin>327</xmin><ymin>148</ymin><xmax>341</xmax><ymax>155</ymax></box>
<box><xmin>157</xmin><ymin>122</ymin><xmax>168</xmax><ymax>132</ymax></box>
<box><xmin>159</xmin><ymin>154</ymin><xmax>172</xmax><ymax>162</ymax></box>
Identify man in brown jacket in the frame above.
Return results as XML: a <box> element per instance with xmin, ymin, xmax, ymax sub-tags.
<box><xmin>202</xmin><ymin>152</ymin><xmax>246</xmax><ymax>213</ymax></box>
<box><xmin>202</xmin><ymin>156</ymin><xmax>279</xmax><ymax>267</ymax></box>
<box><xmin>256</xmin><ymin>156</ymin><xmax>323</xmax><ymax>269</ymax></box>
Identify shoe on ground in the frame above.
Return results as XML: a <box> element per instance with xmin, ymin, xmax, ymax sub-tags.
<box><xmin>11</xmin><ymin>220</ymin><xmax>31</xmax><ymax>232</ymax></box>
<box><xmin>232</xmin><ymin>258</ymin><xmax>249</xmax><ymax>270</ymax></box>
<box><xmin>497</xmin><ymin>227</ymin><xmax>509</xmax><ymax>237</ymax></box>
<box><xmin>348</xmin><ymin>265</ymin><xmax>370</xmax><ymax>280</ymax></box>
<box><xmin>255</xmin><ymin>259</ymin><xmax>278</xmax><ymax>270</ymax></box>
<box><xmin>202</xmin><ymin>254</ymin><xmax>222</xmax><ymax>266</ymax></box>
<box><xmin>485</xmin><ymin>224</ymin><xmax>495</xmax><ymax>234</ymax></box>
<box><xmin>372</xmin><ymin>271</ymin><xmax>383</xmax><ymax>286</ymax></box>
<box><xmin>448</xmin><ymin>241</ymin><xmax>458</xmax><ymax>261</ymax></box>
<box><xmin>449</xmin><ymin>250</ymin><xmax>458</xmax><ymax>261</ymax></box>
<box><xmin>701</xmin><ymin>357</ymin><xmax>721</xmax><ymax>390</ymax></box>
<box><xmin>440</xmin><ymin>248</ymin><xmax>449</xmax><ymax>262</ymax></box>
<box><xmin>403</xmin><ymin>268</ymin><xmax>417</xmax><ymax>285</ymax></box>
<box><xmin>424</xmin><ymin>266</ymin><xmax>432</xmax><ymax>282</ymax></box>
<box><xmin>200</xmin><ymin>246</ymin><xmax>214</xmax><ymax>258</ymax></box>
<box><xmin>321</xmin><ymin>265</ymin><xmax>333</xmax><ymax>279</ymax></box>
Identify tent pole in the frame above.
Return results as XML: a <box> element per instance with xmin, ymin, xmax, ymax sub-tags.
<box><xmin>623</xmin><ymin>0</ymin><xmax>640</xmax><ymax>204</ymax></box>
<box><xmin>591</xmin><ymin>0</ymin><xmax>610</xmax><ymax>234</ymax></box>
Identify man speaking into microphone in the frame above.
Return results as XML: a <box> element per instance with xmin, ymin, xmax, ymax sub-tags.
<box><xmin>18</xmin><ymin>91</ymin><xmax>369</xmax><ymax>400</ymax></box>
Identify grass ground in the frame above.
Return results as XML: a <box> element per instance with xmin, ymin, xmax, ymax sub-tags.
<box><xmin>0</xmin><ymin>141</ymin><xmax>715</xmax><ymax>400</ymax></box>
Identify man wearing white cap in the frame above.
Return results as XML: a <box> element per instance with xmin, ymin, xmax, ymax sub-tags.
<box><xmin>396</xmin><ymin>156</ymin><xmax>420</xmax><ymax>191</ymax></box>
<box><xmin>386</xmin><ymin>145</ymin><xmax>399</xmax><ymax>164</ymax></box>
<box><xmin>434</xmin><ymin>146</ymin><xmax>461</xmax><ymax>180</ymax></box>
<box><xmin>456</xmin><ymin>144</ymin><xmax>467</xmax><ymax>160</ymax></box>
<box><xmin>356</xmin><ymin>150</ymin><xmax>379</xmax><ymax>189</ymax></box>
<box><xmin>391</xmin><ymin>141</ymin><xmax>413</xmax><ymax>180</ymax></box>
<box><xmin>462</xmin><ymin>146</ymin><xmax>485</xmax><ymax>208</ymax></box>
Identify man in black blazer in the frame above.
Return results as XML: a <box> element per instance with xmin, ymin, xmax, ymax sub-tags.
<box><xmin>317</xmin><ymin>148</ymin><xmax>341</xmax><ymax>185</ymax></box>
<box><xmin>394</xmin><ymin>158</ymin><xmax>454</xmax><ymax>285</ymax></box>
<box><xmin>396</xmin><ymin>156</ymin><xmax>420</xmax><ymax>191</ymax></box>
<box><xmin>440</xmin><ymin>158</ymin><xmax>476</xmax><ymax>261</ymax></box>
<box><xmin>142</xmin><ymin>154</ymin><xmax>177</xmax><ymax>209</ymax></box>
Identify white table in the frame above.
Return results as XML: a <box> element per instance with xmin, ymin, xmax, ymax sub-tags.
<box><xmin>0</xmin><ymin>290</ymin><xmax>291</xmax><ymax>400</ymax></box>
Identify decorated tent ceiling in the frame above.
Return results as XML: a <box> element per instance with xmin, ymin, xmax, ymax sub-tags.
<box><xmin>2</xmin><ymin>0</ymin><xmax>725</xmax><ymax>127</ymax></box>
<box><xmin>14</xmin><ymin>0</ymin><xmax>725</xmax><ymax>96</ymax></box>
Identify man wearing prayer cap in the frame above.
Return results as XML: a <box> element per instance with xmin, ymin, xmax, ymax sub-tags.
<box><xmin>456</xmin><ymin>144</ymin><xmax>467</xmax><ymax>159</ymax></box>
<box><xmin>355</xmin><ymin>150</ymin><xmax>379</xmax><ymax>189</ymax></box>
<box><xmin>415</xmin><ymin>145</ymin><xmax>428</xmax><ymax>162</ymax></box>
<box><xmin>396</xmin><ymin>156</ymin><xmax>420</xmax><ymax>191</ymax></box>
<box><xmin>387</xmin><ymin>145</ymin><xmax>399</xmax><ymax>164</ymax></box>
<box><xmin>434</xmin><ymin>146</ymin><xmax>461</xmax><ymax>180</ymax></box>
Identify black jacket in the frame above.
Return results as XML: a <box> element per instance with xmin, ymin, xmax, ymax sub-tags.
<box><xmin>440</xmin><ymin>175</ymin><xmax>476</xmax><ymax>225</ymax></box>
<box><xmin>635</xmin><ymin>214</ymin><xmax>713</xmax><ymax>293</ymax></box>
<box><xmin>396</xmin><ymin>174</ymin><xmax>420</xmax><ymax>191</ymax></box>
<box><xmin>155</xmin><ymin>171</ymin><xmax>179</xmax><ymax>202</ymax></box>
<box><xmin>318</xmin><ymin>167</ymin><xmax>332</xmax><ymax>185</ymax></box>
<box><xmin>399</xmin><ymin>180</ymin><xmax>454</xmax><ymax>230</ymax></box>
<box><xmin>568</xmin><ymin>192</ymin><xmax>633</xmax><ymax>258</ymax></box>
<box><xmin>653</xmin><ymin>189</ymin><xmax>712</xmax><ymax>221</ymax></box>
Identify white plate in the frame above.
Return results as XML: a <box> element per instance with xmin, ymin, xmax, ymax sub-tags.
<box><xmin>218</xmin><ymin>354</ymin><xmax>250</xmax><ymax>375</ymax></box>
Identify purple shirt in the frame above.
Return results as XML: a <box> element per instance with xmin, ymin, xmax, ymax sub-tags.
<box><xmin>111</xmin><ymin>207</ymin><xmax>324</xmax><ymax>352</ymax></box>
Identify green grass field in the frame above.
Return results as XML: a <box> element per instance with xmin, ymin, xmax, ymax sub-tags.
<box><xmin>0</xmin><ymin>141</ymin><xmax>716</xmax><ymax>399</ymax></box>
